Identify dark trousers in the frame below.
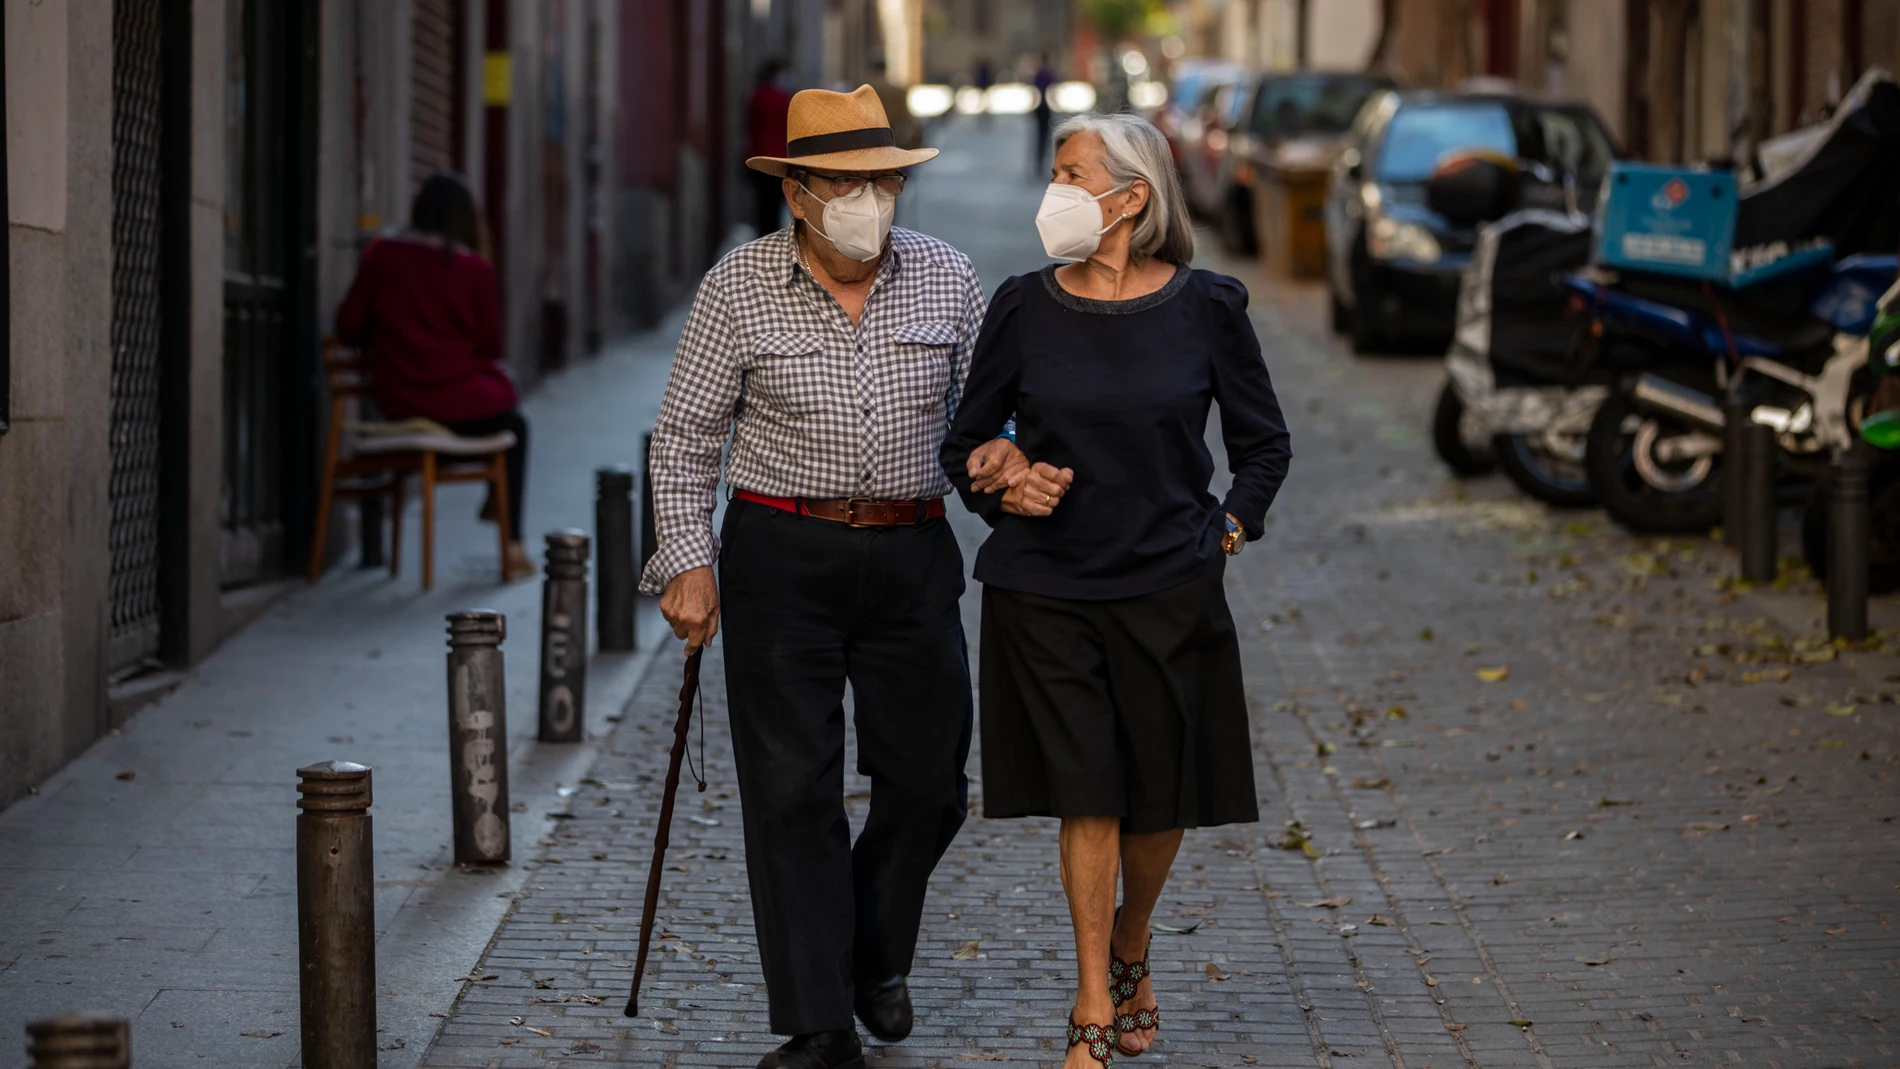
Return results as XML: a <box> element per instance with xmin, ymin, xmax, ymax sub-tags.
<box><xmin>750</xmin><ymin>170</ymin><xmax>786</xmax><ymax>238</ymax></box>
<box><xmin>1034</xmin><ymin>108</ymin><xmax>1054</xmax><ymax>176</ymax></box>
<box><xmin>717</xmin><ymin>498</ymin><xmax>973</xmax><ymax>1035</ymax></box>
<box><xmin>446</xmin><ymin>409</ymin><xmax>528</xmax><ymax>540</ymax></box>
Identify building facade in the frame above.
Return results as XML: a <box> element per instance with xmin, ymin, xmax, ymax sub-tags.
<box><xmin>0</xmin><ymin>0</ymin><xmax>759</xmax><ymax>807</ymax></box>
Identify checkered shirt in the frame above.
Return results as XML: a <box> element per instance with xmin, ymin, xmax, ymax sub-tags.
<box><xmin>638</xmin><ymin>226</ymin><xmax>987</xmax><ymax>595</ymax></box>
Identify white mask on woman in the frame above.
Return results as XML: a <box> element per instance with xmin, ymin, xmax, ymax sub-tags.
<box><xmin>1035</xmin><ymin>182</ymin><xmax>1129</xmax><ymax>262</ymax></box>
<box><xmin>801</xmin><ymin>182</ymin><xmax>896</xmax><ymax>262</ymax></box>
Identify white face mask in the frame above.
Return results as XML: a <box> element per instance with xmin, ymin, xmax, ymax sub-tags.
<box><xmin>1035</xmin><ymin>182</ymin><xmax>1129</xmax><ymax>261</ymax></box>
<box><xmin>800</xmin><ymin>181</ymin><xmax>896</xmax><ymax>262</ymax></box>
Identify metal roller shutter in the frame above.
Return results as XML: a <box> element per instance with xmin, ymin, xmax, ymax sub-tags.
<box><xmin>412</xmin><ymin>0</ymin><xmax>457</xmax><ymax>188</ymax></box>
<box><xmin>108</xmin><ymin>0</ymin><xmax>166</xmax><ymax>670</ymax></box>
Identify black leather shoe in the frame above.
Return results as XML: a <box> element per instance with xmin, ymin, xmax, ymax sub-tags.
<box><xmin>854</xmin><ymin>975</ymin><xmax>914</xmax><ymax>1043</ymax></box>
<box><xmin>756</xmin><ymin>1028</ymin><xmax>864</xmax><ymax>1069</ymax></box>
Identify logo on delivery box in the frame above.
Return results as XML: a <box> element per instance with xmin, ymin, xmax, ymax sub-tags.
<box><xmin>1650</xmin><ymin>177</ymin><xmax>1692</xmax><ymax>214</ymax></box>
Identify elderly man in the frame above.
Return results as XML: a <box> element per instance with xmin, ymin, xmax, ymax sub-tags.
<box><xmin>640</xmin><ymin>86</ymin><xmax>1012</xmax><ymax>1069</ymax></box>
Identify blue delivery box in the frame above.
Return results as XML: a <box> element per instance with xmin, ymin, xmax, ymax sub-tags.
<box><xmin>1593</xmin><ymin>162</ymin><xmax>1738</xmax><ymax>281</ymax></box>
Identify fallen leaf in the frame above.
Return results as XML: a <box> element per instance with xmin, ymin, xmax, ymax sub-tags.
<box><xmin>1386</xmin><ymin>705</ymin><xmax>1408</xmax><ymax>720</ymax></box>
<box><xmin>1445</xmin><ymin>1022</ymin><xmax>1467</xmax><ymax>1032</ymax></box>
<box><xmin>1597</xmin><ymin>797</ymin><xmax>1637</xmax><ymax>808</ymax></box>
<box><xmin>1508</xmin><ymin>1019</ymin><xmax>1533</xmax><ymax>1028</ymax></box>
<box><xmin>1476</xmin><ymin>667</ymin><xmax>1510</xmax><ymax>683</ymax></box>
<box><xmin>1316</xmin><ymin>741</ymin><xmax>1338</xmax><ymax>756</ymax></box>
<box><xmin>1353</xmin><ymin>817</ymin><xmax>1396</xmax><ymax>830</ymax></box>
<box><xmin>1367</xmin><ymin>914</ymin><xmax>1394</xmax><ymax>926</ymax></box>
<box><xmin>1424</xmin><ymin>975</ymin><xmax>1439</xmax><ymax>987</ymax></box>
<box><xmin>1826</xmin><ymin>925</ymin><xmax>1847</xmax><ymax>936</ymax></box>
<box><xmin>1574</xmin><ymin>953</ymin><xmax>1612</xmax><ymax>966</ymax></box>
<box><xmin>1205</xmin><ymin>962</ymin><xmax>1229</xmax><ymax>982</ymax></box>
<box><xmin>568</xmin><ymin>1041</ymin><xmax>602</xmax><ymax>1054</ymax></box>
<box><xmin>1349</xmin><ymin>777</ymin><xmax>1390</xmax><ymax>789</ymax></box>
<box><xmin>454</xmin><ymin>973</ymin><xmax>500</xmax><ymax>983</ymax></box>
<box><xmin>240</xmin><ymin>1031</ymin><xmax>282</xmax><ymax>1039</ymax></box>
<box><xmin>1827</xmin><ymin>704</ymin><xmax>1858</xmax><ymax>717</ymax></box>
<box><xmin>1685</xmin><ymin>821</ymin><xmax>1729</xmax><ymax>836</ymax></box>
<box><xmin>1338</xmin><ymin>924</ymin><xmax>1358</xmax><ymax>936</ymax></box>
<box><xmin>525</xmin><ymin>1026</ymin><xmax>552</xmax><ymax>1038</ymax></box>
<box><xmin>1300</xmin><ymin>897</ymin><xmax>1351</xmax><ymax>908</ymax></box>
<box><xmin>952</xmin><ymin>940</ymin><xmax>980</xmax><ymax>960</ymax></box>
<box><xmin>115</xmin><ymin>770</ymin><xmax>136</xmax><ymax>781</ymax></box>
<box><xmin>1563</xmin><ymin>830</ymin><xmax>1584</xmax><ymax>841</ymax></box>
<box><xmin>1151</xmin><ymin>921</ymin><xmax>1201</xmax><ymax>934</ymax></box>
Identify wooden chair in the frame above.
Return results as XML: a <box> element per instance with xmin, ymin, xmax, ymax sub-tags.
<box><xmin>309</xmin><ymin>337</ymin><xmax>518</xmax><ymax>590</ymax></box>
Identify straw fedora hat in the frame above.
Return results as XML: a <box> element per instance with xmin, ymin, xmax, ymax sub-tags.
<box><xmin>746</xmin><ymin>85</ymin><xmax>939</xmax><ymax>177</ymax></box>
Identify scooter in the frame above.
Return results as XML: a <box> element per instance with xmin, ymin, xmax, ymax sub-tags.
<box><xmin>1575</xmin><ymin>248</ymin><xmax>1893</xmax><ymax>534</ymax></box>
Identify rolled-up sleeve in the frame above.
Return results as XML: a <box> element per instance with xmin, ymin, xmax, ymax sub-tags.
<box><xmin>639</xmin><ymin>276</ymin><xmax>744</xmax><ymax>595</ymax></box>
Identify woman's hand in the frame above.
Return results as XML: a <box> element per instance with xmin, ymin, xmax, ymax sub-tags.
<box><xmin>999</xmin><ymin>462</ymin><xmax>1075</xmax><ymax>516</ymax></box>
<box><xmin>968</xmin><ymin>437</ymin><xmax>1030</xmax><ymax>494</ymax></box>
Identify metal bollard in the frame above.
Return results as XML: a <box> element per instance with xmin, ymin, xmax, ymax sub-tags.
<box><xmin>1721</xmin><ymin>389</ymin><xmax>1749</xmax><ymax>546</ymax></box>
<box><xmin>595</xmin><ymin>466</ymin><xmax>637</xmax><ymax>652</ymax></box>
<box><xmin>1828</xmin><ymin>445</ymin><xmax>1871</xmax><ymax>641</ymax></box>
<box><xmin>1740</xmin><ymin>421</ymin><xmax>1779</xmax><ymax>583</ymax></box>
<box><xmin>25</xmin><ymin>1016</ymin><xmax>129</xmax><ymax>1068</ymax></box>
<box><xmin>295</xmin><ymin>761</ymin><xmax>376</xmax><ymax>1069</ymax></box>
<box><xmin>446</xmin><ymin>610</ymin><xmax>511</xmax><ymax>864</ymax></box>
<box><xmin>538</xmin><ymin>531</ymin><xmax>590</xmax><ymax>742</ymax></box>
<box><xmin>640</xmin><ymin>433</ymin><xmax>658</xmax><ymax>573</ymax></box>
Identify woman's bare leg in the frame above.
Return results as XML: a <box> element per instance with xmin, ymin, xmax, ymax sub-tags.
<box><xmin>1059</xmin><ymin>816</ymin><xmax>1121</xmax><ymax>1067</ymax></box>
<box><xmin>1109</xmin><ymin>829</ymin><xmax>1184</xmax><ymax>1053</ymax></box>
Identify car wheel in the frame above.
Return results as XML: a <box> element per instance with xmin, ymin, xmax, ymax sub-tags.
<box><xmin>1328</xmin><ymin>281</ymin><xmax>1351</xmax><ymax>334</ymax></box>
<box><xmin>1350</xmin><ymin>280</ymin><xmax>1385</xmax><ymax>354</ymax></box>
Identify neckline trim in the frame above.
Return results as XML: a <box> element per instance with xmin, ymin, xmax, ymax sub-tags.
<box><xmin>1039</xmin><ymin>263</ymin><xmax>1189</xmax><ymax>315</ymax></box>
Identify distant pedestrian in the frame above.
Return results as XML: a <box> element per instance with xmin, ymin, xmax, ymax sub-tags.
<box><xmin>942</xmin><ymin>113</ymin><xmax>1292</xmax><ymax>1068</ymax></box>
<box><xmin>974</xmin><ymin>57</ymin><xmax>995</xmax><ymax>127</ymax></box>
<box><xmin>335</xmin><ymin>172</ymin><xmax>534</xmax><ymax>581</ymax></box>
<box><xmin>1033</xmin><ymin>53</ymin><xmax>1058</xmax><ymax>176</ymax></box>
<box><xmin>642</xmin><ymin>86</ymin><xmax>989</xmax><ymax>1069</ymax></box>
<box><xmin>746</xmin><ymin>58</ymin><xmax>795</xmax><ymax>237</ymax></box>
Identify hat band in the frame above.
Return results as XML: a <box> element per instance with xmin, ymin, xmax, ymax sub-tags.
<box><xmin>786</xmin><ymin>126</ymin><xmax>895</xmax><ymax>158</ymax></box>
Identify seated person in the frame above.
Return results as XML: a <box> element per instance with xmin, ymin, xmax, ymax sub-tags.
<box><xmin>336</xmin><ymin>172</ymin><xmax>533</xmax><ymax>580</ymax></box>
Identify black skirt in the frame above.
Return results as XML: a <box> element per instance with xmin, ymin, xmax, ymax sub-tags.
<box><xmin>977</xmin><ymin>559</ymin><xmax>1260</xmax><ymax>834</ymax></box>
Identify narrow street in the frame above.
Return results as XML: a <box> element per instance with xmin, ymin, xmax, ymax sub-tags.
<box><xmin>414</xmin><ymin>115</ymin><xmax>1900</xmax><ymax>1069</ymax></box>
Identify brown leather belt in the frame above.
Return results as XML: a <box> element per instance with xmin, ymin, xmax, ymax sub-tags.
<box><xmin>735</xmin><ymin>489</ymin><xmax>945</xmax><ymax>527</ymax></box>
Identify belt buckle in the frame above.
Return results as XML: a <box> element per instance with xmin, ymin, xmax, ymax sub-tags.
<box><xmin>843</xmin><ymin>496</ymin><xmax>879</xmax><ymax>527</ymax></box>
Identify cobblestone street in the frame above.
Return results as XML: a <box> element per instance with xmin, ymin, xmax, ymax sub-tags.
<box><xmin>414</xmin><ymin>117</ymin><xmax>1900</xmax><ymax>1069</ymax></box>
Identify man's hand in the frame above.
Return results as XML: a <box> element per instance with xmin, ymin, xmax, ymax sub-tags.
<box><xmin>660</xmin><ymin>566</ymin><xmax>721</xmax><ymax>652</ymax></box>
<box><xmin>968</xmin><ymin>437</ymin><xmax>1030</xmax><ymax>494</ymax></box>
<box><xmin>999</xmin><ymin>462</ymin><xmax>1075</xmax><ymax>516</ymax></box>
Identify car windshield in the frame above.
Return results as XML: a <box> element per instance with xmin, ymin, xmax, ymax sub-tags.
<box><xmin>1251</xmin><ymin>77</ymin><xmax>1387</xmax><ymax>140</ymax></box>
<box><xmin>1374</xmin><ymin>100</ymin><xmax>1616</xmax><ymax>183</ymax></box>
<box><xmin>1375</xmin><ymin>103</ymin><xmax>1518</xmax><ymax>181</ymax></box>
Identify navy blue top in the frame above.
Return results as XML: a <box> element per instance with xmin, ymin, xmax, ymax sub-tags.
<box><xmin>942</xmin><ymin>264</ymin><xmax>1292</xmax><ymax>600</ymax></box>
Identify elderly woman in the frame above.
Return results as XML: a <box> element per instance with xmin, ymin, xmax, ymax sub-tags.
<box><xmin>942</xmin><ymin>114</ymin><xmax>1291</xmax><ymax>1067</ymax></box>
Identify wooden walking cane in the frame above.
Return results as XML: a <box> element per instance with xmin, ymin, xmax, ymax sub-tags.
<box><xmin>624</xmin><ymin>647</ymin><xmax>707</xmax><ymax>1017</ymax></box>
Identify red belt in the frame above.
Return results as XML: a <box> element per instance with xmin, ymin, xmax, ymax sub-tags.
<box><xmin>735</xmin><ymin>490</ymin><xmax>945</xmax><ymax>527</ymax></box>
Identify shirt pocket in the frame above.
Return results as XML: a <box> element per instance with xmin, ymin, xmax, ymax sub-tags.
<box><xmin>746</xmin><ymin>331</ymin><xmax>828</xmax><ymax>417</ymax></box>
<box><xmin>887</xmin><ymin>320</ymin><xmax>960</xmax><ymax>414</ymax></box>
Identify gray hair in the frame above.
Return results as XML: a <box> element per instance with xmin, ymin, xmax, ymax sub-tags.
<box><xmin>1052</xmin><ymin>113</ymin><xmax>1195</xmax><ymax>265</ymax></box>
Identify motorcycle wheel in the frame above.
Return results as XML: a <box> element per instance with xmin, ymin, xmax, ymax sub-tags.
<box><xmin>1801</xmin><ymin>455</ymin><xmax>1900</xmax><ymax>595</ymax></box>
<box><xmin>1494</xmin><ymin>432</ymin><xmax>1596</xmax><ymax>507</ymax></box>
<box><xmin>1432</xmin><ymin>380</ymin><xmax>1496</xmax><ymax>476</ymax></box>
<box><xmin>1584</xmin><ymin>390</ymin><xmax>1725</xmax><ymax>535</ymax></box>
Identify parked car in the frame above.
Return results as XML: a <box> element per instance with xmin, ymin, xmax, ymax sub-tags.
<box><xmin>1178</xmin><ymin>74</ymin><xmax>1258</xmax><ymax>226</ymax></box>
<box><xmin>1153</xmin><ymin>60</ymin><xmax>1251</xmax><ymax>167</ymax></box>
<box><xmin>1323</xmin><ymin>88</ymin><xmax>1617</xmax><ymax>352</ymax></box>
<box><xmin>1220</xmin><ymin>72</ymin><xmax>1396</xmax><ymax>255</ymax></box>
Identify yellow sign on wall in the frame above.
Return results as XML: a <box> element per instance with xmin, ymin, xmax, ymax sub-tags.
<box><xmin>483</xmin><ymin>53</ymin><xmax>512</xmax><ymax>106</ymax></box>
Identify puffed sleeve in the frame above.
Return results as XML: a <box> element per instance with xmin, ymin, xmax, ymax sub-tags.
<box><xmin>941</xmin><ymin>275</ymin><xmax>1026</xmax><ymax>526</ymax></box>
<box><xmin>1206</xmin><ymin>274</ymin><xmax>1291</xmax><ymax>539</ymax></box>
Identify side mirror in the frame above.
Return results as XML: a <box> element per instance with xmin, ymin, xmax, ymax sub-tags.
<box><xmin>1425</xmin><ymin>151</ymin><xmax>1520</xmax><ymax>228</ymax></box>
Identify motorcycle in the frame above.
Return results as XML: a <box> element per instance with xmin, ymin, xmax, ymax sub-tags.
<box><xmin>1438</xmin><ymin>208</ymin><xmax>1602</xmax><ymax>504</ymax></box>
<box><xmin>1574</xmin><ymin>249</ymin><xmax>1892</xmax><ymax>534</ymax></box>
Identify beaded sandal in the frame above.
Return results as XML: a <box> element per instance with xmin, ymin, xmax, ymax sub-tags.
<box><xmin>1067</xmin><ymin>1016</ymin><xmax>1116</xmax><ymax>1068</ymax></box>
<box><xmin>1109</xmin><ymin>941</ymin><xmax>1161</xmax><ymax>1056</ymax></box>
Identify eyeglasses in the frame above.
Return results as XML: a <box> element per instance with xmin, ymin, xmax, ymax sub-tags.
<box><xmin>804</xmin><ymin>172</ymin><xmax>907</xmax><ymax>197</ymax></box>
